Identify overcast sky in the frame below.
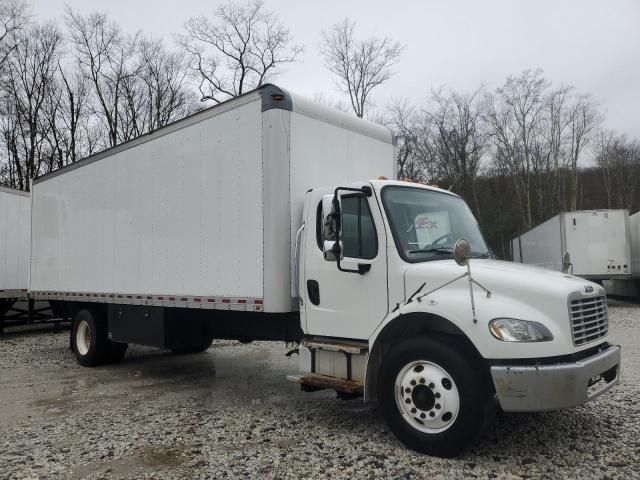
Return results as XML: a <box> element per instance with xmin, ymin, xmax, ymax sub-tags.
<box><xmin>33</xmin><ymin>0</ymin><xmax>640</xmax><ymax>139</ymax></box>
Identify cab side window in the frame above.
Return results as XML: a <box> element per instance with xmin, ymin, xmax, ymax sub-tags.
<box><xmin>341</xmin><ymin>195</ymin><xmax>377</xmax><ymax>259</ymax></box>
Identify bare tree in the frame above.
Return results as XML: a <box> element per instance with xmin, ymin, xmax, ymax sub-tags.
<box><xmin>541</xmin><ymin>85</ymin><xmax>572</xmax><ymax>212</ymax></box>
<box><xmin>178</xmin><ymin>0</ymin><xmax>301</xmax><ymax>104</ymax></box>
<box><xmin>593</xmin><ymin>130</ymin><xmax>640</xmax><ymax>211</ymax></box>
<box><xmin>138</xmin><ymin>38</ymin><xmax>197</xmax><ymax>130</ymax></box>
<box><xmin>421</xmin><ymin>87</ymin><xmax>487</xmax><ymax>215</ymax></box>
<box><xmin>484</xmin><ymin>69</ymin><xmax>550</xmax><ymax>230</ymax></box>
<box><xmin>387</xmin><ymin>99</ymin><xmax>431</xmax><ymax>183</ymax></box>
<box><xmin>66</xmin><ymin>8</ymin><xmax>140</xmax><ymax>147</ymax></box>
<box><xmin>566</xmin><ymin>94</ymin><xmax>601</xmax><ymax>210</ymax></box>
<box><xmin>0</xmin><ymin>0</ymin><xmax>29</xmax><ymax>68</ymax></box>
<box><xmin>321</xmin><ymin>19</ymin><xmax>404</xmax><ymax>118</ymax></box>
<box><xmin>0</xmin><ymin>21</ymin><xmax>62</xmax><ymax>189</ymax></box>
<box><xmin>56</xmin><ymin>66</ymin><xmax>91</xmax><ymax>164</ymax></box>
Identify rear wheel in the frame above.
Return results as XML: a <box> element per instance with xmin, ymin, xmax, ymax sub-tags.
<box><xmin>379</xmin><ymin>336</ymin><xmax>489</xmax><ymax>457</ymax></box>
<box><xmin>71</xmin><ymin>309</ymin><xmax>109</xmax><ymax>367</ymax></box>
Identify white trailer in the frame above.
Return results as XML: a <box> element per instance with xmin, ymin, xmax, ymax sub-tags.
<box><xmin>30</xmin><ymin>85</ymin><xmax>620</xmax><ymax>457</ymax></box>
<box><xmin>1</xmin><ymin>186</ymin><xmax>57</xmax><ymax>331</ymax></box>
<box><xmin>0</xmin><ymin>186</ymin><xmax>30</xmax><ymax>328</ymax></box>
<box><xmin>511</xmin><ymin>210</ymin><xmax>630</xmax><ymax>280</ymax></box>
<box><xmin>604</xmin><ymin>211</ymin><xmax>640</xmax><ymax>297</ymax></box>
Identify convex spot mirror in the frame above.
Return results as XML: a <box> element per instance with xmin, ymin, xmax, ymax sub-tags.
<box><xmin>454</xmin><ymin>238</ymin><xmax>471</xmax><ymax>266</ymax></box>
<box><xmin>562</xmin><ymin>251</ymin><xmax>572</xmax><ymax>273</ymax></box>
<box><xmin>322</xmin><ymin>194</ymin><xmax>342</xmax><ymax>261</ymax></box>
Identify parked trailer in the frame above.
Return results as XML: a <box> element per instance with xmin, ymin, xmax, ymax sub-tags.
<box><xmin>604</xmin><ymin>211</ymin><xmax>640</xmax><ymax>298</ymax></box>
<box><xmin>511</xmin><ymin>210</ymin><xmax>631</xmax><ymax>280</ymax></box>
<box><xmin>0</xmin><ymin>186</ymin><xmax>58</xmax><ymax>331</ymax></box>
<box><xmin>1</xmin><ymin>186</ymin><xmax>29</xmax><ymax>331</ymax></box>
<box><xmin>30</xmin><ymin>85</ymin><xmax>620</xmax><ymax>457</ymax></box>
<box><xmin>0</xmin><ymin>186</ymin><xmax>29</xmax><ymax>303</ymax></box>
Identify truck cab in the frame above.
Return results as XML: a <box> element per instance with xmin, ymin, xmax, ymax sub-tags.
<box><xmin>292</xmin><ymin>179</ymin><xmax>621</xmax><ymax>457</ymax></box>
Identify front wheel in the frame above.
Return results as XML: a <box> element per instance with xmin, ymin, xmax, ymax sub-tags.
<box><xmin>379</xmin><ymin>336</ymin><xmax>489</xmax><ymax>457</ymax></box>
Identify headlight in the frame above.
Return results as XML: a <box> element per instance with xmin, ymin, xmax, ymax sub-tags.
<box><xmin>489</xmin><ymin>318</ymin><xmax>553</xmax><ymax>342</ymax></box>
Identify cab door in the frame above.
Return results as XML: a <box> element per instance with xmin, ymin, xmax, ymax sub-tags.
<box><xmin>301</xmin><ymin>186</ymin><xmax>389</xmax><ymax>340</ymax></box>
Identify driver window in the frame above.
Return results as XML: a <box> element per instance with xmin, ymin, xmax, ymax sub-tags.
<box><xmin>341</xmin><ymin>195</ymin><xmax>377</xmax><ymax>259</ymax></box>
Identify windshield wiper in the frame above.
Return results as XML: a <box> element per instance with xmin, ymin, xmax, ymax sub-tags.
<box><xmin>407</xmin><ymin>246</ymin><xmax>453</xmax><ymax>255</ymax></box>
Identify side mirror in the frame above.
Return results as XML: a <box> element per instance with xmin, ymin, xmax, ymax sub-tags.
<box><xmin>454</xmin><ymin>239</ymin><xmax>471</xmax><ymax>266</ymax></box>
<box><xmin>562</xmin><ymin>251</ymin><xmax>572</xmax><ymax>273</ymax></box>
<box><xmin>321</xmin><ymin>194</ymin><xmax>341</xmax><ymax>261</ymax></box>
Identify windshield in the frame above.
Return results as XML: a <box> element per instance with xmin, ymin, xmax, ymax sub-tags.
<box><xmin>381</xmin><ymin>186</ymin><xmax>490</xmax><ymax>263</ymax></box>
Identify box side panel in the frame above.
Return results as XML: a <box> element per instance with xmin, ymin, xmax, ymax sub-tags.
<box><xmin>0</xmin><ymin>190</ymin><xmax>30</xmax><ymax>293</ymax></box>
<box><xmin>262</xmin><ymin>108</ymin><xmax>293</xmax><ymax>312</ymax></box>
<box><xmin>519</xmin><ymin>215</ymin><xmax>562</xmax><ymax>271</ymax></box>
<box><xmin>30</xmin><ymin>99</ymin><xmax>264</xmax><ymax>299</ymax></box>
<box><xmin>564</xmin><ymin>210</ymin><xmax>630</xmax><ymax>277</ymax></box>
<box><xmin>288</xmin><ymin>111</ymin><xmax>395</xmax><ymax>296</ymax></box>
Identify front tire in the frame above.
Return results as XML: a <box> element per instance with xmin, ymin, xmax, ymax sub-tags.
<box><xmin>379</xmin><ymin>336</ymin><xmax>488</xmax><ymax>457</ymax></box>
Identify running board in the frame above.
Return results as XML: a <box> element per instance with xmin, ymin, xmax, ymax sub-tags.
<box><xmin>302</xmin><ymin>339</ymin><xmax>368</xmax><ymax>354</ymax></box>
<box><xmin>287</xmin><ymin>374</ymin><xmax>364</xmax><ymax>394</ymax></box>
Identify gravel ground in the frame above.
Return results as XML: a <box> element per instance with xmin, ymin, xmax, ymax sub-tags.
<box><xmin>0</xmin><ymin>304</ymin><xmax>639</xmax><ymax>480</ymax></box>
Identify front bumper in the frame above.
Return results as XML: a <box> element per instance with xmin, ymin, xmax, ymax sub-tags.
<box><xmin>490</xmin><ymin>344</ymin><xmax>621</xmax><ymax>412</ymax></box>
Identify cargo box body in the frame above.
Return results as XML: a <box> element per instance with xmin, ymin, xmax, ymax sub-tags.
<box><xmin>29</xmin><ymin>85</ymin><xmax>396</xmax><ymax>314</ymax></box>
<box><xmin>0</xmin><ymin>186</ymin><xmax>30</xmax><ymax>299</ymax></box>
<box><xmin>511</xmin><ymin>210</ymin><xmax>630</xmax><ymax>280</ymax></box>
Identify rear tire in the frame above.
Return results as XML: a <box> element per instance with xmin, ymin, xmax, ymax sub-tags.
<box><xmin>71</xmin><ymin>308</ymin><xmax>109</xmax><ymax>367</ymax></box>
<box><xmin>378</xmin><ymin>336</ymin><xmax>489</xmax><ymax>457</ymax></box>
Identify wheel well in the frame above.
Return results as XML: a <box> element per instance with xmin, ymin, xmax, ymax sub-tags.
<box><xmin>365</xmin><ymin>313</ymin><xmax>488</xmax><ymax>401</ymax></box>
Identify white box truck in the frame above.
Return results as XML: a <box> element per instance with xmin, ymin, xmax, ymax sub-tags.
<box><xmin>30</xmin><ymin>85</ymin><xmax>620</xmax><ymax>457</ymax></box>
<box><xmin>511</xmin><ymin>210</ymin><xmax>631</xmax><ymax>280</ymax></box>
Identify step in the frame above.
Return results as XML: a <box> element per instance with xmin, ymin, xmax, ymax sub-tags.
<box><xmin>302</xmin><ymin>339</ymin><xmax>368</xmax><ymax>355</ymax></box>
<box><xmin>287</xmin><ymin>374</ymin><xmax>364</xmax><ymax>394</ymax></box>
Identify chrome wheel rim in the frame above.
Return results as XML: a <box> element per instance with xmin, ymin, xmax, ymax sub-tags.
<box><xmin>76</xmin><ymin>320</ymin><xmax>91</xmax><ymax>356</ymax></box>
<box><xmin>394</xmin><ymin>360</ymin><xmax>460</xmax><ymax>434</ymax></box>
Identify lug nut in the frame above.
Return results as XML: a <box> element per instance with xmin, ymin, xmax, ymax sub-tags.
<box><xmin>405</xmin><ymin>398</ymin><xmax>411</xmax><ymax>404</ymax></box>
<box><xmin>429</xmin><ymin>411</ymin><xmax>435</xmax><ymax>417</ymax></box>
<box><xmin>435</xmin><ymin>393</ymin><xmax>441</xmax><ymax>398</ymax></box>
<box><xmin>419</xmin><ymin>378</ymin><xmax>425</xmax><ymax>384</ymax></box>
<box><xmin>428</xmin><ymin>382</ymin><xmax>434</xmax><ymax>389</ymax></box>
<box><xmin>435</xmin><ymin>403</ymin><xmax>441</xmax><ymax>409</ymax></box>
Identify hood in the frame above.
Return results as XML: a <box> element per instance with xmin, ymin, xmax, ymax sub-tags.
<box><xmin>404</xmin><ymin>259</ymin><xmax>603</xmax><ymax>301</ymax></box>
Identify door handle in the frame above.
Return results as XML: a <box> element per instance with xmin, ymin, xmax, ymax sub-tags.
<box><xmin>307</xmin><ymin>280</ymin><xmax>320</xmax><ymax>306</ymax></box>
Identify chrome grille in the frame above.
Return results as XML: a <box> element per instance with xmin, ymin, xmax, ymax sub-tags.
<box><xmin>569</xmin><ymin>295</ymin><xmax>608</xmax><ymax>346</ymax></box>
